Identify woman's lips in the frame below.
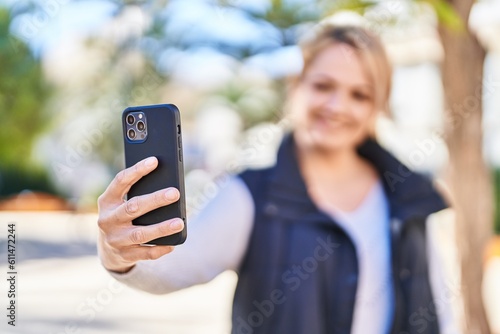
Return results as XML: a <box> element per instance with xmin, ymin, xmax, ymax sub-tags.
<box><xmin>313</xmin><ymin>114</ymin><xmax>350</xmax><ymax>130</ymax></box>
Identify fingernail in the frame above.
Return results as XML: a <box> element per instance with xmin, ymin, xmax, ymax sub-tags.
<box><xmin>170</xmin><ymin>218</ymin><xmax>184</xmax><ymax>230</ymax></box>
<box><xmin>145</xmin><ymin>157</ymin><xmax>156</xmax><ymax>167</ymax></box>
<box><xmin>165</xmin><ymin>188</ymin><xmax>179</xmax><ymax>200</ymax></box>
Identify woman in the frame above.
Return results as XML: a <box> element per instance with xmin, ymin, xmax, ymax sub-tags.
<box><xmin>97</xmin><ymin>24</ymin><xmax>457</xmax><ymax>333</ymax></box>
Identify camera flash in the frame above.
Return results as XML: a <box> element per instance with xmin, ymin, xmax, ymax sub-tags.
<box><xmin>139</xmin><ymin>114</ymin><xmax>143</xmax><ymax>119</ymax></box>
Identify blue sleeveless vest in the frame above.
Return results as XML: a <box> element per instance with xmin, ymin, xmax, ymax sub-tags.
<box><xmin>232</xmin><ymin>133</ymin><xmax>447</xmax><ymax>334</ymax></box>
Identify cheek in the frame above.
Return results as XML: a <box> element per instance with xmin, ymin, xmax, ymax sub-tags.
<box><xmin>354</xmin><ymin>105</ymin><xmax>375</xmax><ymax>127</ymax></box>
<box><xmin>296</xmin><ymin>90</ymin><xmax>327</xmax><ymax>120</ymax></box>
<box><xmin>290</xmin><ymin>88</ymin><xmax>316</xmax><ymax>121</ymax></box>
<box><xmin>350</xmin><ymin>107</ymin><xmax>376</xmax><ymax>141</ymax></box>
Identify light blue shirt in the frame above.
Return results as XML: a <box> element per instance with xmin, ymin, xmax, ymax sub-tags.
<box><xmin>326</xmin><ymin>180</ymin><xmax>394</xmax><ymax>334</ymax></box>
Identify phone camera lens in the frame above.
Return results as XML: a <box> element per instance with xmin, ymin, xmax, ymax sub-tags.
<box><xmin>137</xmin><ymin>121</ymin><xmax>145</xmax><ymax>132</ymax></box>
<box><xmin>127</xmin><ymin>115</ymin><xmax>135</xmax><ymax>125</ymax></box>
<box><xmin>128</xmin><ymin>128</ymin><xmax>136</xmax><ymax>140</ymax></box>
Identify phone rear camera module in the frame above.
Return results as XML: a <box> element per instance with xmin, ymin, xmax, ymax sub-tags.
<box><xmin>128</xmin><ymin>128</ymin><xmax>136</xmax><ymax>140</ymax></box>
<box><xmin>125</xmin><ymin>111</ymin><xmax>147</xmax><ymax>142</ymax></box>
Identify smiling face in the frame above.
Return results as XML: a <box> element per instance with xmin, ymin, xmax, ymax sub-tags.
<box><xmin>291</xmin><ymin>43</ymin><xmax>376</xmax><ymax>152</ymax></box>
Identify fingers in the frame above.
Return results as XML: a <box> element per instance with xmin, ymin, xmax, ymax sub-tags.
<box><xmin>97</xmin><ymin>217</ymin><xmax>183</xmax><ymax>272</ymax></box>
<box><xmin>97</xmin><ymin>157</ymin><xmax>184</xmax><ymax>271</ymax></box>
<box><xmin>99</xmin><ymin>157</ymin><xmax>158</xmax><ymax>206</ymax></box>
<box><xmin>111</xmin><ymin>187</ymin><xmax>180</xmax><ymax>225</ymax></box>
<box><xmin>121</xmin><ymin>245</ymin><xmax>176</xmax><ymax>263</ymax></box>
<box><xmin>117</xmin><ymin>217</ymin><xmax>185</xmax><ymax>247</ymax></box>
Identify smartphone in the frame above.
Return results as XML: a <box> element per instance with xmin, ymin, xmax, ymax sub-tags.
<box><xmin>122</xmin><ymin>104</ymin><xmax>186</xmax><ymax>245</ymax></box>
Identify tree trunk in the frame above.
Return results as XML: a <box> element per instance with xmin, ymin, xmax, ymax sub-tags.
<box><xmin>439</xmin><ymin>1</ymin><xmax>493</xmax><ymax>333</ymax></box>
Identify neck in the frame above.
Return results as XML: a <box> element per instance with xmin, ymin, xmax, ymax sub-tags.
<box><xmin>292</xmin><ymin>132</ymin><xmax>380</xmax><ymax>212</ymax></box>
<box><xmin>294</xmin><ymin>135</ymin><xmax>373</xmax><ymax>185</ymax></box>
<box><xmin>299</xmin><ymin>146</ymin><xmax>357</xmax><ymax>180</ymax></box>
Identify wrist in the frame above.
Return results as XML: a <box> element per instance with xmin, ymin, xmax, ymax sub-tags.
<box><xmin>106</xmin><ymin>264</ymin><xmax>135</xmax><ymax>274</ymax></box>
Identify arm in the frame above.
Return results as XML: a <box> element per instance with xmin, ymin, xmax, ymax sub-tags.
<box><xmin>98</xmin><ymin>172</ymin><xmax>255</xmax><ymax>294</ymax></box>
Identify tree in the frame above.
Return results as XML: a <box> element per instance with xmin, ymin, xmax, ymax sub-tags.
<box><xmin>0</xmin><ymin>7</ymin><xmax>54</xmax><ymax>196</ymax></box>
<box><xmin>438</xmin><ymin>0</ymin><xmax>492</xmax><ymax>332</ymax></box>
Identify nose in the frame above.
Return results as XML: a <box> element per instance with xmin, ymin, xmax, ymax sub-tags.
<box><xmin>324</xmin><ymin>91</ymin><xmax>348</xmax><ymax>114</ymax></box>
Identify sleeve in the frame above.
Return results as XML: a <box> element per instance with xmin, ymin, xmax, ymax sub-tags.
<box><xmin>103</xmin><ymin>175</ymin><xmax>255</xmax><ymax>294</ymax></box>
<box><xmin>426</xmin><ymin>208</ymin><xmax>464</xmax><ymax>334</ymax></box>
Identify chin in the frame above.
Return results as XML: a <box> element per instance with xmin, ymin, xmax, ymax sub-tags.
<box><xmin>298</xmin><ymin>127</ymin><xmax>357</xmax><ymax>152</ymax></box>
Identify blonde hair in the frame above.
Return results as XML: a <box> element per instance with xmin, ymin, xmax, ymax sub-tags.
<box><xmin>292</xmin><ymin>24</ymin><xmax>392</xmax><ymax>114</ymax></box>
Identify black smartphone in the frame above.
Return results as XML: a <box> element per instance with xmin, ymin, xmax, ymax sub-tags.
<box><xmin>122</xmin><ymin>104</ymin><xmax>186</xmax><ymax>245</ymax></box>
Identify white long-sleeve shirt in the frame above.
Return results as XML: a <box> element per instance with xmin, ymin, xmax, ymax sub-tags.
<box><xmin>103</xmin><ymin>175</ymin><xmax>461</xmax><ymax>333</ymax></box>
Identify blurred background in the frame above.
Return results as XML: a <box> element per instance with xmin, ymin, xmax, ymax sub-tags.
<box><xmin>0</xmin><ymin>0</ymin><xmax>499</xmax><ymax>333</ymax></box>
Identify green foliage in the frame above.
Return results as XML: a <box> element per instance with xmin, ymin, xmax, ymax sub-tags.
<box><xmin>494</xmin><ymin>169</ymin><xmax>500</xmax><ymax>235</ymax></box>
<box><xmin>252</xmin><ymin>0</ymin><xmax>319</xmax><ymax>30</ymax></box>
<box><xmin>0</xmin><ymin>166</ymin><xmax>57</xmax><ymax>198</ymax></box>
<box><xmin>0</xmin><ymin>8</ymin><xmax>54</xmax><ymax>195</ymax></box>
<box><xmin>0</xmin><ymin>8</ymin><xmax>51</xmax><ymax>167</ymax></box>
<box><xmin>417</xmin><ymin>0</ymin><xmax>464</xmax><ymax>31</ymax></box>
<box><xmin>322</xmin><ymin>0</ymin><xmax>378</xmax><ymax>16</ymax></box>
<box><xmin>219</xmin><ymin>0</ymin><xmax>320</xmax><ymax>48</ymax></box>
<box><xmin>213</xmin><ymin>78</ymin><xmax>285</xmax><ymax>128</ymax></box>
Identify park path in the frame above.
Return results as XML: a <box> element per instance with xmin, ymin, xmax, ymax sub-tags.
<box><xmin>0</xmin><ymin>212</ymin><xmax>236</xmax><ymax>334</ymax></box>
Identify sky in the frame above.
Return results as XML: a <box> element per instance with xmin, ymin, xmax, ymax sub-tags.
<box><xmin>7</xmin><ymin>0</ymin><xmax>118</xmax><ymax>56</ymax></box>
<box><xmin>4</xmin><ymin>0</ymin><xmax>500</xmax><ymax>56</ymax></box>
<box><xmin>4</xmin><ymin>0</ymin><xmax>273</xmax><ymax>56</ymax></box>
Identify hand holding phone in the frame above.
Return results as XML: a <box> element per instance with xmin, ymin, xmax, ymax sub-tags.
<box><xmin>96</xmin><ymin>104</ymin><xmax>187</xmax><ymax>273</ymax></box>
<box><xmin>122</xmin><ymin>104</ymin><xmax>187</xmax><ymax>245</ymax></box>
<box><xmin>97</xmin><ymin>157</ymin><xmax>184</xmax><ymax>273</ymax></box>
